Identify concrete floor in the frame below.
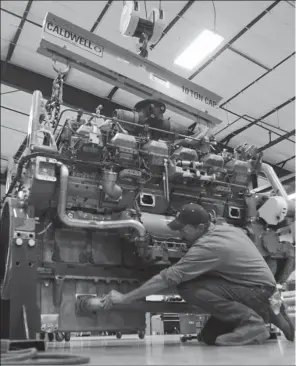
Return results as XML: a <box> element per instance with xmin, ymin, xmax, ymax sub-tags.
<box><xmin>48</xmin><ymin>334</ymin><xmax>295</xmax><ymax>365</ymax></box>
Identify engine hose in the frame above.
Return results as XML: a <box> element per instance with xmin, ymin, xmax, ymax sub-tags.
<box><xmin>1</xmin><ymin>343</ymin><xmax>90</xmax><ymax>365</ymax></box>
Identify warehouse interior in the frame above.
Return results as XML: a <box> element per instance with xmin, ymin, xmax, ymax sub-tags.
<box><xmin>0</xmin><ymin>1</ymin><xmax>295</xmax><ymax>365</ymax></box>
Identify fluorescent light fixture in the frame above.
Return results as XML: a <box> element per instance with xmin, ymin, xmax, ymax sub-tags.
<box><xmin>174</xmin><ymin>29</ymin><xmax>224</xmax><ymax>70</ymax></box>
<box><xmin>146</xmin><ymin>295</ymin><xmax>164</xmax><ymax>301</ymax></box>
<box><xmin>288</xmin><ymin>192</ymin><xmax>296</xmax><ymax>200</ymax></box>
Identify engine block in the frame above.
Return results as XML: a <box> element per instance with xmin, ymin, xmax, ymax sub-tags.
<box><xmin>1</xmin><ymin>83</ymin><xmax>295</xmax><ymax>339</ymax></box>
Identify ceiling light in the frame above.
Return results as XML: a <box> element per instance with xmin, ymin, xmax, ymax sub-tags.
<box><xmin>288</xmin><ymin>192</ymin><xmax>296</xmax><ymax>200</ymax></box>
<box><xmin>146</xmin><ymin>295</ymin><xmax>164</xmax><ymax>301</ymax></box>
<box><xmin>174</xmin><ymin>29</ymin><xmax>224</xmax><ymax>70</ymax></box>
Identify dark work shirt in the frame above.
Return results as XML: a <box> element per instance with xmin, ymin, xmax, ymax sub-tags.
<box><xmin>160</xmin><ymin>223</ymin><xmax>276</xmax><ymax>287</ymax></box>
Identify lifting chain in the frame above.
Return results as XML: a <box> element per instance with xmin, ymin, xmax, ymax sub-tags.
<box><xmin>45</xmin><ymin>61</ymin><xmax>70</xmax><ymax>129</ymax></box>
<box><xmin>137</xmin><ymin>32</ymin><xmax>149</xmax><ymax>58</ymax></box>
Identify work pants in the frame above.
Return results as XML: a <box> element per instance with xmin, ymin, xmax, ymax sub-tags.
<box><xmin>177</xmin><ymin>276</ymin><xmax>275</xmax><ymax>345</ymax></box>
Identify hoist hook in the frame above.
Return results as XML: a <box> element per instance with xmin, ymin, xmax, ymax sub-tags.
<box><xmin>52</xmin><ymin>60</ymin><xmax>70</xmax><ymax>76</ymax></box>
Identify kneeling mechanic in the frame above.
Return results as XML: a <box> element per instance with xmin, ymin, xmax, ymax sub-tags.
<box><xmin>101</xmin><ymin>203</ymin><xmax>294</xmax><ymax>346</ymax></box>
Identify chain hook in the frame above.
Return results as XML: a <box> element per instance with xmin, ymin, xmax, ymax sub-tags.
<box><xmin>52</xmin><ymin>60</ymin><xmax>70</xmax><ymax>76</ymax></box>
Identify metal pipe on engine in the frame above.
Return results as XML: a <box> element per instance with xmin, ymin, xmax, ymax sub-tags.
<box><xmin>27</xmin><ymin>91</ymin><xmax>57</xmax><ymax>153</ymax></box>
<box><xmin>113</xmin><ymin>114</ymin><xmax>210</xmax><ymax>143</ymax></box>
<box><xmin>163</xmin><ymin>159</ymin><xmax>170</xmax><ymax>202</ymax></box>
<box><xmin>102</xmin><ymin>170</ymin><xmax>123</xmax><ymax>201</ymax></box>
<box><xmin>140</xmin><ymin>212</ymin><xmax>180</xmax><ymax>239</ymax></box>
<box><xmin>27</xmin><ymin>91</ymin><xmax>43</xmax><ymax>150</ymax></box>
<box><xmin>261</xmin><ymin>163</ymin><xmax>289</xmax><ymax>201</ymax></box>
<box><xmin>261</xmin><ymin>163</ymin><xmax>294</xmax><ymax>216</ymax></box>
<box><xmin>57</xmin><ymin>164</ymin><xmax>146</xmax><ymax>236</ymax></box>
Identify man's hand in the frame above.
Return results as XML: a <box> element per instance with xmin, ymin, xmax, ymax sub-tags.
<box><xmin>101</xmin><ymin>290</ymin><xmax>126</xmax><ymax>310</ymax></box>
<box><xmin>100</xmin><ymin>274</ymin><xmax>169</xmax><ymax>310</ymax></box>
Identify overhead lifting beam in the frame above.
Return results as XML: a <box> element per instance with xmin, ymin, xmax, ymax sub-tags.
<box><xmin>37</xmin><ymin>13</ymin><xmax>223</xmax><ymax>127</ymax></box>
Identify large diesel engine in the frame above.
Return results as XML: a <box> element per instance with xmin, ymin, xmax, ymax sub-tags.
<box><xmin>1</xmin><ymin>71</ymin><xmax>295</xmax><ymax>340</ymax></box>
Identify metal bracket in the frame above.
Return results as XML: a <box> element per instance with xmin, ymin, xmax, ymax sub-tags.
<box><xmin>40</xmin><ymin>313</ymin><xmax>59</xmax><ymax>333</ymax></box>
<box><xmin>53</xmin><ymin>276</ymin><xmax>65</xmax><ymax>307</ymax></box>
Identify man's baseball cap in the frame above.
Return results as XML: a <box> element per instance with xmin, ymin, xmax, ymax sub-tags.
<box><xmin>168</xmin><ymin>203</ymin><xmax>210</xmax><ymax>231</ymax></box>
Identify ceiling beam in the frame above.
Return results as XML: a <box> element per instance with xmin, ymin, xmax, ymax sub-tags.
<box><xmin>1</xmin><ymin>105</ymin><xmax>29</xmax><ymax>116</ymax></box>
<box><xmin>252</xmin><ymin>172</ymin><xmax>295</xmax><ymax>193</ymax></box>
<box><xmin>188</xmin><ymin>0</ymin><xmax>281</xmax><ymax>80</ymax></box>
<box><xmin>150</xmin><ymin>1</ymin><xmax>195</xmax><ymax>51</ymax></box>
<box><xmin>1</xmin><ymin>125</ymin><xmax>27</xmax><ymax>135</ymax></box>
<box><xmin>220</xmin><ymin>97</ymin><xmax>296</xmax><ymax>145</ymax></box>
<box><xmin>220</xmin><ymin>51</ymin><xmax>295</xmax><ymax>108</ymax></box>
<box><xmin>1</xmin><ymin>89</ymin><xmax>20</xmax><ymax>96</ymax></box>
<box><xmin>5</xmin><ymin>1</ymin><xmax>33</xmax><ymax>62</ymax></box>
<box><xmin>0</xmin><ymin>61</ymin><xmax>128</xmax><ymax>116</ymax></box>
<box><xmin>276</xmin><ymin>155</ymin><xmax>296</xmax><ymax>168</ymax></box>
<box><xmin>257</xmin><ymin>129</ymin><xmax>296</xmax><ymax>153</ymax></box>
<box><xmin>61</xmin><ymin>0</ymin><xmax>114</xmax><ymax>84</ymax></box>
<box><xmin>243</xmin><ymin>112</ymin><xmax>295</xmax><ymax>140</ymax></box>
<box><xmin>218</xmin><ymin>106</ymin><xmax>295</xmax><ymax>144</ymax></box>
<box><xmin>90</xmin><ymin>0</ymin><xmax>113</xmax><ymax>33</ymax></box>
<box><xmin>0</xmin><ymin>7</ymin><xmax>42</xmax><ymax>28</ymax></box>
<box><xmin>228</xmin><ymin>46</ymin><xmax>270</xmax><ymax>71</ymax></box>
<box><xmin>285</xmin><ymin>1</ymin><xmax>296</xmax><ymax>8</ymax></box>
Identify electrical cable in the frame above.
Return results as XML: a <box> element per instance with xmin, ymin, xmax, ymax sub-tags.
<box><xmin>211</xmin><ymin>0</ymin><xmax>216</xmax><ymax>32</ymax></box>
<box><xmin>144</xmin><ymin>0</ymin><xmax>148</xmax><ymax>19</ymax></box>
<box><xmin>36</xmin><ymin>222</ymin><xmax>52</xmax><ymax>235</ymax></box>
<box><xmin>0</xmin><ymin>341</ymin><xmax>90</xmax><ymax>365</ymax></box>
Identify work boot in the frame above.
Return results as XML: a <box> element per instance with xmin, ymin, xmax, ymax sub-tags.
<box><xmin>215</xmin><ymin>314</ymin><xmax>269</xmax><ymax>346</ymax></box>
<box><xmin>269</xmin><ymin>303</ymin><xmax>295</xmax><ymax>342</ymax></box>
<box><xmin>198</xmin><ymin>317</ymin><xmax>235</xmax><ymax>345</ymax></box>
